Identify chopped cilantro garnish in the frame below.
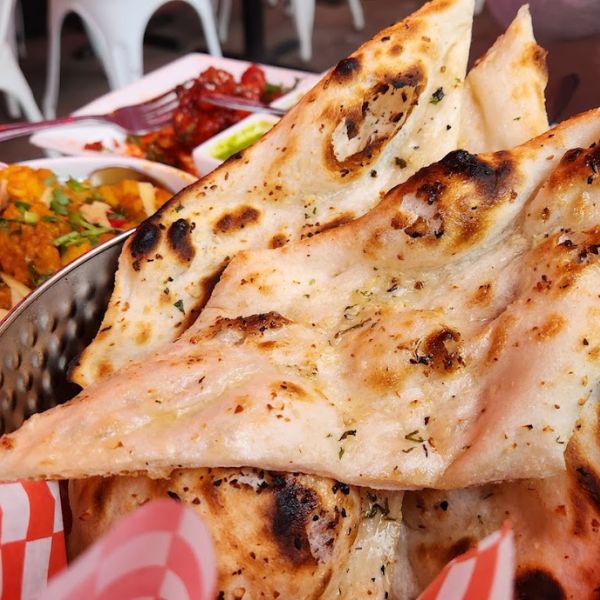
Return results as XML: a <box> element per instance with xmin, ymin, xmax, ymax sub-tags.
<box><xmin>404</xmin><ymin>430</ymin><xmax>424</xmax><ymax>443</ymax></box>
<box><xmin>50</xmin><ymin>188</ymin><xmax>70</xmax><ymax>215</ymax></box>
<box><xmin>23</xmin><ymin>211</ymin><xmax>39</xmax><ymax>224</ymax></box>
<box><xmin>66</xmin><ymin>177</ymin><xmax>88</xmax><ymax>192</ymax></box>
<box><xmin>14</xmin><ymin>201</ymin><xmax>31</xmax><ymax>213</ymax></box>
<box><xmin>53</xmin><ymin>224</ymin><xmax>111</xmax><ymax>247</ymax></box>
<box><xmin>174</xmin><ymin>299</ymin><xmax>185</xmax><ymax>314</ymax></box>
<box><xmin>42</xmin><ymin>215</ymin><xmax>59</xmax><ymax>223</ymax></box>
<box><xmin>53</xmin><ymin>231</ymin><xmax>82</xmax><ymax>247</ymax></box>
<box><xmin>430</xmin><ymin>87</ymin><xmax>445</xmax><ymax>104</ymax></box>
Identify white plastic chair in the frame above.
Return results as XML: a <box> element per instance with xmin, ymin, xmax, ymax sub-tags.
<box><xmin>0</xmin><ymin>0</ymin><xmax>42</xmax><ymax>122</ymax></box>
<box><xmin>44</xmin><ymin>0</ymin><xmax>223</xmax><ymax>119</ymax></box>
<box><xmin>217</xmin><ymin>0</ymin><xmax>365</xmax><ymax>62</ymax></box>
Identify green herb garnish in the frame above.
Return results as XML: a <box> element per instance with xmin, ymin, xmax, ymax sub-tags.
<box><xmin>23</xmin><ymin>211</ymin><xmax>39</xmax><ymax>224</ymax></box>
<box><xmin>404</xmin><ymin>430</ymin><xmax>424</xmax><ymax>443</ymax></box>
<box><xmin>174</xmin><ymin>299</ymin><xmax>185</xmax><ymax>314</ymax></box>
<box><xmin>66</xmin><ymin>177</ymin><xmax>88</xmax><ymax>192</ymax></box>
<box><xmin>14</xmin><ymin>201</ymin><xmax>31</xmax><ymax>213</ymax></box>
<box><xmin>430</xmin><ymin>87</ymin><xmax>445</xmax><ymax>104</ymax></box>
<box><xmin>50</xmin><ymin>188</ymin><xmax>70</xmax><ymax>215</ymax></box>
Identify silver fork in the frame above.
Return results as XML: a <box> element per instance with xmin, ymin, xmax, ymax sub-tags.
<box><xmin>0</xmin><ymin>86</ymin><xmax>182</xmax><ymax>143</ymax></box>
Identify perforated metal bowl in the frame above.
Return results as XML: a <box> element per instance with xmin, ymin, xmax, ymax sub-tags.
<box><xmin>0</xmin><ymin>231</ymin><xmax>131</xmax><ymax>434</ymax></box>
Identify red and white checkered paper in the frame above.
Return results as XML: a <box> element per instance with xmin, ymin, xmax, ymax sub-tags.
<box><xmin>418</xmin><ymin>523</ymin><xmax>515</xmax><ymax>600</ymax></box>
<box><xmin>0</xmin><ymin>481</ymin><xmax>65</xmax><ymax>600</ymax></box>
<box><xmin>42</xmin><ymin>498</ymin><xmax>216</xmax><ymax>600</ymax></box>
<box><xmin>0</xmin><ymin>481</ymin><xmax>513</xmax><ymax>600</ymax></box>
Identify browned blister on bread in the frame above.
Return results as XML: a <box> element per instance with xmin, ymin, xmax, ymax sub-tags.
<box><xmin>69</xmin><ymin>469</ymin><xmax>404</xmax><ymax>599</ymax></box>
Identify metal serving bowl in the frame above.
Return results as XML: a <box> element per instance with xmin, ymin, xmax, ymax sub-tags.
<box><xmin>0</xmin><ymin>155</ymin><xmax>195</xmax><ymax>434</ymax></box>
<box><xmin>0</xmin><ymin>231</ymin><xmax>131</xmax><ymax>434</ymax></box>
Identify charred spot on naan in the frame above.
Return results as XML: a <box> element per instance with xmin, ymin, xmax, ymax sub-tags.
<box><xmin>421</xmin><ymin>328</ymin><xmax>465</xmax><ymax>372</ymax></box>
<box><xmin>269</xmin><ymin>474</ymin><xmax>320</xmax><ymax>565</ymax></box>
<box><xmin>515</xmin><ymin>568</ymin><xmax>566</xmax><ymax>600</ymax></box>
<box><xmin>213</xmin><ymin>205</ymin><xmax>261</xmax><ymax>234</ymax></box>
<box><xmin>446</xmin><ymin>536</ymin><xmax>475</xmax><ymax>562</ymax></box>
<box><xmin>325</xmin><ymin>66</ymin><xmax>425</xmax><ymax>179</ymax></box>
<box><xmin>573</xmin><ymin>463</ymin><xmax>600</xmax><ymax>514</ymax></box>
<box><xmin>203</xmin><ymin>312</ymin><xmax>291</xmax><ymax>342</ymax></box>
<box><xmin>384</xmin><ymin>149</ymin><xmax>517</xmax><ymax>249</ymax></box>
<box><xmin>331</xmin><ymin>56</ymin><xmax>362</xmax><ymax>82</ymax></box>
<box><xmin>529</xmin><ymin>230</ymin><xmax>600</xmax><ymax>296</ymax></box>
<box><xmin>166</xmin><ymin>219</ymin><xmax>195</xmax><ymax>263</ymax></box>
<box><xmin>129</xmin><ymin>220</ymin><xmax>161</xmax><ymax>272</ymax></box>
<box><xmin>543</xmin><ymin>144</ymin><xmax>600</xmax><ymax>195</ymax></box>
<box><xmin>469</xmin><ymin>282</ymin><xmax>493</xmax><ymax>306</ymax></box>
<box><xmin>269</xmin><ymin>233</ymin><xmax>289</xmax><ymax>249</ymax></box>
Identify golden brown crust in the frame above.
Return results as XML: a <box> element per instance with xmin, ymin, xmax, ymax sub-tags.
<box><xmin>68</xmin><ymin>469</ymin><xmax>403</xmax><ymax>599</ymax></box>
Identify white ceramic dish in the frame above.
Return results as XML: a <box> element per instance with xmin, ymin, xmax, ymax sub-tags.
<box><xmin>19</xmin><ymin>155</ymin><xmax>197</xmax><ymax>193</ymax></box>
<box><xmin>30</xmin><ymin>53</ymin><xmax>320</xmax><ymax>175</ymax></box>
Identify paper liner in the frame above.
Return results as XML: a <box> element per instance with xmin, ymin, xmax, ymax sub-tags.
<box><xmin>418</xmin><ymin>522</ymin><xmax>515</xmax><ymax>600</ymax></box>
<box><xmin>42</xmin><ymin>498</ymin><xmax>216</xmax><ymax>600</ymax></box>
<box><xmin>0</xmin><ymin>481</ymin><xmax>65</xmax><ymax>600</ymax></box>
<box><xmin>1</xmin><ymin>481</ymin><xmax>513</xmax><ymax>599</ymax></box>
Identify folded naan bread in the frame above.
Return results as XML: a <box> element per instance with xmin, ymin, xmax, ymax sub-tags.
<box><xmin>69</xmin><ymin>470</ymin><xmax>406</xmax><ymax>599</ymax></box>
<box><xmin>459</xmin><ymin>4</ymin><xmax>548</xmax><ymax>153</ymax></box>
<box><xmin>3</xmin><ymin>109</ymin><xmax>600</xmax><ymax>488</ymax></box>
<box><xmin>72</xmin><ymin>0</ymin><xmax>477</xmax><ymax>387</ymax></box>
<box><xmin>403</xmin><ymin>397</ymin><xmax>600</xmax><ymax>598</ymax></box>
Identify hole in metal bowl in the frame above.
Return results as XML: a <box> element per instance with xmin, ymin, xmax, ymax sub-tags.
<box><xmin>41</xmin><ymin>371</ymin><xmax>52</xmax><ymax>395</ymax></box>
<box><xmin>4</xmin><ymin>352</ymin><xmax>21</xmax><ymax>370</ymax></box>
<box><xmin>26</xmin><ymin>395</ymin><xmax>38</xmax><ymax>414</ymax></box>
<box><xmin>30</xmin><ymin>350</ymin><xmax>44</xmax><ymax>370</ymax></box>
<box><xmin>85</xmin><ymin>284</ymin><xmax>97</xmax><ymax>301</ymax></box>
<box><xmin>19</xmin><ymin>324</ymin><xmax>37</xmax><ymax>348</ymax></box>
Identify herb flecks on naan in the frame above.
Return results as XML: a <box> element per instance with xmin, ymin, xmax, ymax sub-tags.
<box><xmin>69</xmin><ymin>470</ymin><xmax>404</xmax><ymax>599</ymax></box>
<box><xmin>72</xmin><ymin>0</ymin><xmax>475</xmax><ymax>387</ymax></box>
<box><xmin>3</xmin><ymin>110</ymin><xmax>600</xmax><ymax>486</ymax></box>
<box><xmin>403</xmin><ymin>398</ymin><xmax>600</xmax><ymax>598</ymax></box>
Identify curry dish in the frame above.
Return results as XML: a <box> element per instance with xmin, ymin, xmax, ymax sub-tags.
<box><xmin>0</xmin><ymin>165</ymin><xmax>171</xmax><ymax>315</ymax></box>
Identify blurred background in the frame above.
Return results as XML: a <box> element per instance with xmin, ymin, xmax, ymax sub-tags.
<box><xmin>1</xmin><ymin>0</ymin><xmax>599</xmax><ymax>162</ymax></box>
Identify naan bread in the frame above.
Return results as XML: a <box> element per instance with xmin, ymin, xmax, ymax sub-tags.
<box><xmin>403</xmin><ymin>398</ymin><xmax>600</xmax><ymax>598</ymax></box>
<box><xmin>459</xmin><ymin>5</ymin><xmax>548</xmax><ymax>153</ymax></box>
<box><xmin>69</xmin><ymin>469</ymin><xmax>404</xmax><ymax>599</ymax></box>
<box><xmin>72</xmin><ymin>0</ymin><xmax>475</xmax><ymax>387</ymax></box>
<box><xmin>63</xmin><ymin>12</ymin><xmax>550</xmax><ymax>599</ymax></box>
<box><xmin>3</xmin><ymin>110</ymin><xmax>600</xmax><ymax>487</ymax></box>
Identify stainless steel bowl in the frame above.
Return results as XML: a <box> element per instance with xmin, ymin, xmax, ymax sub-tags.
<box><xmin>0</xmin><ymin>231</ymin><xmax>131</xmax><ymax>434</ymax></box>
